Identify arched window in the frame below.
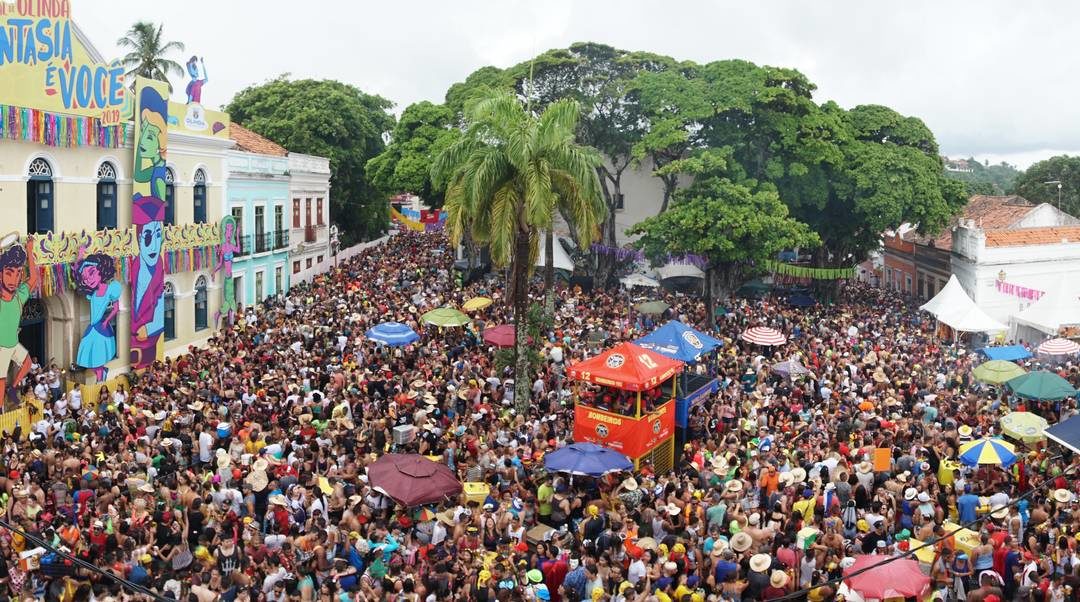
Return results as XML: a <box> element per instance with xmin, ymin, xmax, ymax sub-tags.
<box><xmin>164</xmin><ymin>282</ymin><xmax>176</xmax><ymax>341</ymax></box>
<box><xmin>194</xmin><ymin>276</ymin><xmax>208</xmax><ymax>331</ymax></box>
<box><xmin>193</xmin><ymin>169</ymin><xmax>207</xmax><ymax>224</ymax></box>
<box><xmin>164</xmin><ymin>167</ymin><xmax>176</xmax><ymax>226</ymax></box>
<box><xmin>26</xmin><ymin>158</ymin><xmax>54</xmax><ymax>234</ymax></box>
<box><xmin>96</xmin><ymin>162</ymin><xmax>117</xmax><ymax>230</ymax></box>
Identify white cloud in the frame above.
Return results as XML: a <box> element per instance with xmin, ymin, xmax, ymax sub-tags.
<box><xmin>73</xmin><ymin>0</ymin><xmax>1080</xmax><ymax>165</ymax></box>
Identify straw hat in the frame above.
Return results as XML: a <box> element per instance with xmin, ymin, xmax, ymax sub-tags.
<box><xmin>138</xmin><ymin>483</ymin><xmax>155</xmax><ymax>493</ymax></box>
<box><xmin>990</xmin><ymin>506</ymin><xmax>1009</xmax><ymax>520</ymax></box>
<box><xmin>958</xmin><ymin>425</ymin><xmax>973</xmax><ymax>438</ymax></box>
<box><xmin>778</xmin><ymin>472</ymin><xmax>793</xmax><ymax>487</ymax></box>
<box><xmin>856</xmin><ymin>461</ymin><xmax>873</xmax><ymax>475</ymax></box>
<box><xmin>730</xmin><ymin>532</ymin><xmax>753</xmax><ymax>553</ymax></box>
<box><xmin>252</xmin><ymin>458</ymin><xmax>269</xmax><ymax>473</ymax></box>
<box><xmin>770</xmin><ymin>570</ymin><xmax>789</xmax><ymax>589</ymax></box>
<box><xmin>1054</xmin><ymin>489</ymin><xmax>1073</xmax><ymax>504</ymax></box>
<box><xmin>635</xmin><ymin>537</ymin><xmax>658</xmax><ymax>552</ymax></box>
<box><xmin>269</xmin><ymin>494</ymin><xmax>288</xmax><ymax>507</ymax></box>
<box><xmin>665</xmin><ymin>503</ymin><xmax>681</xmax><ymax>516</ymax></box>
<box><xmin>725</xmin><ymin>479</ymin><xmax>743</xmax><ymax>493</ymax></box>
<box><xmin>749</xmin><ymin>553</ymin><xmax>771</xmax><ymax>573</ymax></box>
<box><xmin>622</xmin><ymin>477</ymin><xmax>639</xmax><ymax>491</ymax></box>
<box><xmin>790</xmin><ymin>467</ymin><xmax>807</xmax><ymax>483</ymax></box>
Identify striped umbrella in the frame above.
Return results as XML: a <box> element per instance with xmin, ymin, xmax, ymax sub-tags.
<box><xmin>958</xmin><ymin>437</ymin><xmax>1017</xmax><ymax>468</ymax></box>
<box><xmin>1038</xmin><ymin>338</ymin><xmax>1080</xmax><ymax>356</ymax></box>
<box><xmin>740</xmin><ymin>326</ymin><xmax>787</xmax><ymax>346</ymax></box>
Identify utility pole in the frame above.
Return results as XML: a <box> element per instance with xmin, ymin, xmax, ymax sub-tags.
<box><xmin>1045</xmin><ymin>180</ymin><xmax>1063</xmax><ymax>210</ymax></box>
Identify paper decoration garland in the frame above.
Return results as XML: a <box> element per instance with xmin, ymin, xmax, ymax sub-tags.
<box><xmin>765</xmin><ymin>260</ymin><xmax>854</xmax><ymax>280</ymax></box>
<box><xmin>0</xmin><ymin>105</ymin><xmax>128</xmax><ymax>149</ymax></box>
<box><xmin>995</xmin><ymin>279</ymin><xmax>1044</xmax><ymax>301</ymax></box>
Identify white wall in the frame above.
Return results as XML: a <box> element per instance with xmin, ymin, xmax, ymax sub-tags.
<box><xmin>952</xmin><ymin>225</ymin><xmax>1080</xmax><ymax>330</ymax></box>
<box><xmin>1013</xmin><ymin>203</ymin><xmax>1080</xmax><ymax>228</ymax></box>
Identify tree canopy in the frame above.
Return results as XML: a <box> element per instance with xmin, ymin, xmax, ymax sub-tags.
<box><xmin>1012</xmin><ymin>155</ymin><xmax>1080</xmax><ymax>216</ymax></box>
<box><xmin>226</xmin><ymin>77</ymin><xmax>394</xmax><ymax>243</ymax></box>
<box><xmin>366</xmin><ymin>101</ymin><xmax>460</xmax><ymax>207</ymax></box>
<box><xmin>629</xmin><ymin>151</ymin><xmax>817</xmax><ymax>322</ymax></box>
<box><xmin>943</xmin><ymin>157</ymin><xmax>1021</xmax><ymax>196</ymax></box>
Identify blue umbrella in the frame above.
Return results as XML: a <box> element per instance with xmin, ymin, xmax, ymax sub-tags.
<box><xmin>366</xmin><ymin>322</ymin><xmax>419</xmax><ymax>347</ymax></box>
<box><xmin>543</xmin><ymin>442</ymin><xmax>632</xmax><ymax>477</ymax></box>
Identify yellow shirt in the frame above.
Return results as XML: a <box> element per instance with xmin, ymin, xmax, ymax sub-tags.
<box><xmin>673</xmin><ymin>584</ymin><xmax>693</xmax><ymax>601</ymax></box>
<box><xmin>793</xmin><ymin>498</ymin><xmax>816</xmax><ymax>524</ymax></box>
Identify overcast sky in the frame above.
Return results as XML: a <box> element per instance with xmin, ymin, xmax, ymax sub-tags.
<box><xmin>76</xmin><ymin>0</ymin><xmax>1080</xmax><ymax>168</ymax></box>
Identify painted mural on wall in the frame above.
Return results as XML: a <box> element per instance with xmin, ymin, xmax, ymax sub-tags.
<box><xmin>0</xmin><ymin>234</ymin><xmax>38</xmax><ymax>401</ymax></box>
<box><xmin>0</xmin><ymin>1</ymin><xmax>128</xmax><ymax>124</ymax></box>
<box><xmin>74</xmin><ymin>246</ymin><xmax>120</xmax><ymax>382</ymax></box>
<box><xmin>213</xmin><ymin>215</ymin><xmax>239</xmax><ymax>326</ymax></box>
<box><xmin>185</xmin><ymin>56</ymin><xmax>208</xmax><ymax>104</ymax></box>
<box><xmin>130</xmin><ymin>78</ymin><xmax>169</xmax><ymax>369</ymax></box>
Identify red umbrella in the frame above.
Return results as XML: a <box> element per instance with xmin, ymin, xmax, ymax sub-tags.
<box><xmin>367</xmin><ymin>454</ymin><xmax>462</xmax><ymax>507</ymax></box>
<box><xmin>740</xmin><ymin>326</ymin><xmax>787</xmax><ymax>346</ymax></box>
<box><xmin>483</xmin><ymin>324</ymin><xmax>517</xmax><ymax>348</ymax></box>
<box><xmin>843</xmin><ymin>555</ymin><xmax>929</xmax><ymax>600</ymax></box>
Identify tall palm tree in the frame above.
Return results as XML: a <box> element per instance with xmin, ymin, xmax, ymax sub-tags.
<box><xmin>432</xmin><ymin>91</ymin><xmax>605</xmax><ymax>410</ymax></box>
<box><xmin>117</xmin><ymin>22</ymin><xmax>185</xmax><ymax>90</ymax></box>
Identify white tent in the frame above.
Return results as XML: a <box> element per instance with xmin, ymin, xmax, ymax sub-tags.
<box><xmin>656</xmin><ymin>262</ymin><xmax>705</xmax><ymax>281</ymax></box>
<box><xmin>535</xmin><ymin>232</ymin><xmax>575</xmax><ymax>272</ymax></box>
<box><xmin>1013</xmin><ymin>277</ymin><xmax>1080</xmax><ymax>336</ymax></box>
<box><xmin>920</xmin><ymin>275</ymin><xmax>1007</xmax><ymax>333</ymax></box>
<box><xmin>919</xmin><ymin>275</ymin><xmax>968</xmax><ymax>317</ymax></box>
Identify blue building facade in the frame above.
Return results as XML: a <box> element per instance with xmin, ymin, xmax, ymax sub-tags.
<box><xmin>224</xmin><ymin>145</ymin><xmax>291</xmax><ymax>307</ymax></box>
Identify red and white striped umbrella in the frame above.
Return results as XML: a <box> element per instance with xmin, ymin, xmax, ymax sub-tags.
<box><xmin>1038</xmin><ymin>338</ymin><xmax>1080</xmax><ymax>356</ymax></box>
<box><xmin>740</xmin><ymin>326</ymin><xmax>787</xmax><ymax>346</ymax></box>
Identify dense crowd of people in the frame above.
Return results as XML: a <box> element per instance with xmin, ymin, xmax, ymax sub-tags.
<box><xmin>6</xmin><ymin>230</ymin><xmax>1080</xmax><ymax>602</ymax></box>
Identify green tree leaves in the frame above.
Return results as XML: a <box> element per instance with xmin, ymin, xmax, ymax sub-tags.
<box><xmin>226</xmin><ymin>77</ymin><xmax>394</xmax><ymax>244</ymax></box>
<box><xmin>1012</xmin><ymin>155</ymin><xmax>1080</xmax><ymax>215</ymax></box>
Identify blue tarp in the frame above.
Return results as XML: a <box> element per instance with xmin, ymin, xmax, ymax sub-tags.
<box><xmin>635</xmin><ymin>320</ymin><xmax>723</xmax><ymax>363</ymax></box>
<box><xmin>980</xmin><ymin>345</ymin><xmax>1032</xmax><ymax>361</ymax></box>
<box><xmin>1046</xmin><ymin>415</ymin><xmax>1080</xmax><ymax>454</ymax></box>
<box><xmin>788</xmin><ymin>293</ymin><xmax>816</xmax><ymax>307</ymax></box>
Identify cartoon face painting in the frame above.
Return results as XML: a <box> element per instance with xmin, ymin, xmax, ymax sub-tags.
<box><xmin>134</xmin><ymin>85</ymin><xmax>169</xmax><ymax>202</ymax></box>
<box><xmin>75</xmin><ymin>251</ymin><xmax>121</xmax><ymax>383</ymax></box>
<box><xmin>139</xmin><ymin>219</ymin><xmax>164</xmax><ymax>266</ymax></box>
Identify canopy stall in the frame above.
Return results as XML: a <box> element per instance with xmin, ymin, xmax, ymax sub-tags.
<box><xmin>1046</xmin><ymin>415</ymin><xmax>1080</xmax><ymax>455</ymax></box>
<box><xmin>920</xmin><ymin>275</ymin><xmax>1007</xmax><ymax>333</ymax></box>
<box><xmin>535</xmin><ymin>232</ymin><xmax>575</xmax><ymax>272</ymax></box>
<box><xmin>1013</xmin><ymin>277</ymin><xmax>1080</xmax><ymax>340</ymax></box>
<box><xmin>635</xmin><ymin>321</ymin><xmax>722</xmax><ymax>429</ymax></box>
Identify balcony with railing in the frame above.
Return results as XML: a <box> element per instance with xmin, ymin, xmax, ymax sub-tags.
<box><xmin>304</xmin><ymin>224</ymin><xmax>327</xmax><ymax>243</ymax></box>
<box><xmin>274</xmin><ymin>229</ymin><xmax>289</xmax><ymax>250</ymax></box>
<box><xmin>234</xmin><ymin>234</ymin><xmax>251</xmax><ymax>258</ymax></box>
<box><xmin>255</xmin><ymin>231</ymin><xmax>271</xmax><ymax>254</ymax></box>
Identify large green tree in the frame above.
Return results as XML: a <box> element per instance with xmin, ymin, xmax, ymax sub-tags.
<box><xmin>227</xmin><ymin>77</ymin><xmax>394</xmax><ymax>243</ymax></box>
<box><xmin>1012</xmin><ymin>155</ymin><xmax>1080</xmax><ymax>215</ymax></box>
<box><xmin>943</xmin><ymin>158</ymin><xmax>1020</xmax><ymax>196</ymax></box>
<box><xmin>117</xmin><ymin>22</ymin><xmax>185</xmax><ymax>89</ymax></box>
<box><xmin>366</xmin><ymin>101</ymin><xmax>460</xmax><ymax>207</ymax></box>
<box><xmin>629</xmin><ymin>151</ymin><xmax>818</xmax><ymax>326</ymax></box>
<box><xmin>431</xmin><ymin>91</ymin><xmax>604</xmax><ymax>409</ymax></box>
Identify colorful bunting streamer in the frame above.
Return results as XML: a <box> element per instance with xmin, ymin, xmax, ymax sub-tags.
<box><xmin>765</xmin><ymin>259</ymin><xmax>854</xmax><ymax>280</ymax></box>
<box><xmin>29</xmin><ymin>246</ymin><xmax>217</xmax><ymax>299</ymax></box>
<box><xmin>0</xmin><ymin>105</ymin><xmax>127</xmax><ymax>149</ymax></box>
<box><xmin>995</xmin><ymin>279</ymin><xmax>1044</xmax><ymax>301</ymax></box>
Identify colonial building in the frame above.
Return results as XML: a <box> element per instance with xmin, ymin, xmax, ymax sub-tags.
<box><xmin>288</xmin><ymin>153</ymin><xmax>334</xmax><ymax>284</ymax></box>
<box><xmin>951</xmin><ymin>222</ymin><xmax>1080</xmax><ymax>337</ymax></box>
<box><xmin>885</xmin><ymin>195</ymin><xmax>1079</xmax><ymax>300</ymax></box>
<box><xmin>226</xmin><ymin>125</ymin><xmax>292</xmax><ymax>305</ymax></box>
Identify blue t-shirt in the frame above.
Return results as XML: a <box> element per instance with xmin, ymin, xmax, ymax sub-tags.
<box><xmin>714</xmin><ymin>560</ymin><xmax>739</xmax><ymax>582</ymax></box>
<box><xmin>957</xmin><ymin>493</ymin><xmax>980</xmax><ymax>523</ymax></box>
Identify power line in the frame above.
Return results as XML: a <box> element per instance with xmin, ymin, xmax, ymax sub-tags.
<box><xmin>0</xmin><ymin>518</ymin><xmax>173</xmax><ymax>602</ymax></box>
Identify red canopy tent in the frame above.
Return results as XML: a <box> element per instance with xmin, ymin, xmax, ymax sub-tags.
<box><xmin>568</xmin><ymin>342</ymin><xmax>684</xmax><ymax>391</ymax></box>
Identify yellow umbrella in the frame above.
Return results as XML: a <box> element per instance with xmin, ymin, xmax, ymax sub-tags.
<box><xmin>1000</xmin><ymin>411</ymin><xmax>1049</xmax><ymax>443</ymax></box>
<box><xmin>462</xmin><ymin>297</ymin><xmax>493</xmax><ymax>312</ymax></box>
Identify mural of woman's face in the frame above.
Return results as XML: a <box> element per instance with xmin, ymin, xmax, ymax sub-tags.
<box><xmin>140</xmin><ymin>221</ymin><xmax>164</xmax><ymax>266</ymax></box>
<box><xmin>80</xmin><ymin>264</ymin><xmax>102</xmax><ymax>289</ymax></box>
<box><xmin>138</xmin><ymin>121</ymin><xmax>162</xmax><ymax>161</ymax></box>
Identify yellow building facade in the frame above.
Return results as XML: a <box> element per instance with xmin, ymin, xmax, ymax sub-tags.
<box><xmin>0</xmin><ymin>4</ymin><xmax>232</xmax><ymax>388</ymax></box>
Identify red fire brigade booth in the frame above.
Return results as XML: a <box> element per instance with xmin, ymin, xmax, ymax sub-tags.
<box><xmin>568</xmin><ymin>342</ymin><xmax>684</xmax><ymax>473</ymax></box>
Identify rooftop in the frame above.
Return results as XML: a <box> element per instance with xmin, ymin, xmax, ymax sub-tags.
<box><xmin>984</xmin><ymin>225</ymin><xmax>1080</xmax><ymax>248</ymax></box>
<box><xmin>907</xmin><ymin>195</ymin><xmax>1036</xmax><ymax>248</ymax></box>
<box><xmin>230</xmin><ymin>123</ymin><xmax>287</xmax><ymax>157</ymax></box>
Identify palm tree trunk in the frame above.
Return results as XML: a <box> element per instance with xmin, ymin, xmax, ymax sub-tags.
<box><xmin>513</xmin><ymin>230</ymin><xmax>533</xmax><ymax>413</ymax></box>
<box><xmin>544</xmin><ymin>229</ymin><xmax>555</xmax><ymax>319</ymax></box>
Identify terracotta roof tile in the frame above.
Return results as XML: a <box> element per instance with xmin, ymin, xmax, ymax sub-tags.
<box><xmin>230</xmin><ymin>123</ymin><xmax>288</xmax><ymax>156</ymax></box>
<box><xmin>984</xmin><ymin>226</ymin><xmax>1080</xmax><ymax>247</ymax></box>
<box><xmin>910</xmin><ymin>195</ymin><xmax>1035</xmax><ymax>248</ymax></box>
